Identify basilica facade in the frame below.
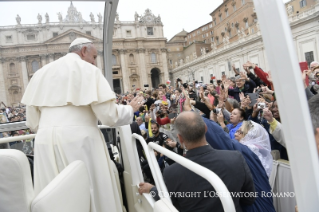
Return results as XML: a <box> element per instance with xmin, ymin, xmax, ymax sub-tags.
<box><xmin>0</xmin><ymin>3</ymin><xmax>169</xmax><ymax>106</ymax></box>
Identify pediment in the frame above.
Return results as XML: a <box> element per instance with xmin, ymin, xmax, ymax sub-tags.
<box><xmin>44</xmin><ymin>29</ymin><xmax>102</xmax><ymax>45</ymax></box>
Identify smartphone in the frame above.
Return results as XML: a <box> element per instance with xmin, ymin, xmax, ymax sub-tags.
<box><xmin>168</xmin><ymin>113</ymin><xmax>177</xmax><ymax>119</ymax></box>
<box><xmin>247</xmin><ymin>93</ymin><xmax>259</xmax><ymax>107</ymax></box>
<box><xmin>299</xmin><ymin>62</ymin><xmax>309</xmax><ymax>86</ymax></box>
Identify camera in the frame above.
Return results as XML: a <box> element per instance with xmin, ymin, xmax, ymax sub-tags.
<box><xmin>195</xmin><ymin>80</ymin><xmax>198</xmax><ymax>84</ymax></box>
<box><xmin>177</xmin><ymin>78</ymin><xmax>182</xmax><ymax>82</ymax></box>
<box><xmin>144</xmin><ymin>84</ymin><xmax>149</xmax><ymax>87</ymax></box>
<box><xmin>213</xmin><ymin>108</ymin><xmax>221</xmax><ymax>114</ymax></box>
<box><xmin>217</xmin><ymin>80</ymin><xmax>222</xmax><ymax>84</ymax></box>
<box><xmin>183</xmin><ymin>83</ymin><xmax>188</xmax><ymax>89</ymax></box>
<box><xmin>256</xmin><ymin>88</ymin><xmax>263</xmax><ymax>93</ymax></box>
<box><xmin>203</xmin><ymin>85</ymin><xmax>207</xmax><ymax>90</ymax></box>
<box><xmin>257</xmin><ymin>103</ymin><xmax>266</xmax><ymax>109</ymax></box>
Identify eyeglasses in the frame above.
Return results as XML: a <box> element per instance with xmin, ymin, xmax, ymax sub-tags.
<box><xmin>236</xmin><ymin>129</ymin><xmax>244</xmax><ymax>135</ymax></box>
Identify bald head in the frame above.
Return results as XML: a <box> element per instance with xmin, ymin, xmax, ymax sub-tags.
<box><xmin>311</xmin><ymin>61</ymin><xmax>319</xmax><ymax>71</ymax></box>
<box><xmin>175</xmin><ymin>111</ymin><xmax>206</xmax><ymax>143</ymax></box>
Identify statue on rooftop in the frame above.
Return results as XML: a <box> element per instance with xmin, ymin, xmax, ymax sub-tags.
<box><xmin>90</xmin><ymin>12</ymin><xmax>95</xmax><ymax>23</ymax></box>
<box><xmin>45</xmin><ymin>13</ymin><xmax>49</xmax><ymax>23</ymax></box>
<box><xmin>16</xmin><ymin>14</ymin><xmax>21</xmax><ymax>25</ymax></box>
<box><xmin>97</xmin><ymin>13</ymin><xmax>102</xmax><ymax>24</ymax></box>
<box><xmin>57</xmin><ymin>12</ymin><xmax>62</xmax><ymax>23</ymax></box>
<box><xmin>37</xmin><ymin>13</ymin><xmax>42</xmax><ymax>24</ymax></box>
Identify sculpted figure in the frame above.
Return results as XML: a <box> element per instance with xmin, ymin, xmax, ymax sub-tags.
<box><xmin>287</xmin><ymin>4</ymin><xmax>293</xmax><ymax>16</ymax></box>
<box><xmin>134</xmin><ymin>12</ymin><xmax>139</xmax><ymax>21</ymax></box>
<box><xmin>90</xmin><ymin>12</ymin><xmax>95</xmax><ymax>23</ymax></box>
<box><xmin>45</xmin><ymin>13</ymin><xmax>49</xmax><ymax>23</ymax></box>
<box><xmin>57</xmin><ymin>12</ymin><xmax>62</xmax><ymax>23</ymax></box>
<box><xmin>37</xmin><ymin>13</ymin><xmax>42</xmax><ymax>24</ymax></box>
<box><xmin>115</xmin><ymin>12</ymin><xmax>119</xmax><ymax>22</ymax></box>
<box><xmin>97</xmin><ymin>13</ymin><xmax>102</xmax><ymax>24</ymax></box>
<box><xmin>241</xmin><ymin>27</ymin><xmax>246</xmax><ymax>37</ymax></box>
<box><xmin>16</xmin><ymin>14</ymin><xmax>21</xmax><ymax>25</ymax></box>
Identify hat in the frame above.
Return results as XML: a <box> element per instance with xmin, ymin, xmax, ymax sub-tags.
<box><xmin>69</xmin><ymin>38</ymin><xmax>92</xmax><ymax>48</ymax></box>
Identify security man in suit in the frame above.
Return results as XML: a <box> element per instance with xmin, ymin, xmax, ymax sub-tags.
<box><xmin>139</xmin><ymin>111</ymin><xmax>255</xmax><ymax>212</ymax></box>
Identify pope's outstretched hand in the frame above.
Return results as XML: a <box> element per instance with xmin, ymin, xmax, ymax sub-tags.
<box><xmin>128</xmin><ymin>96</ymin><xmax>145</xmax><ymax>112</ymax></box>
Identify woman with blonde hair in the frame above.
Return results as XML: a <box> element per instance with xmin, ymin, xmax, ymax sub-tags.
<box><xmin>235</xmin><ymin>120</ymin><xmax>273</xmax><ymax>177</ymax></box>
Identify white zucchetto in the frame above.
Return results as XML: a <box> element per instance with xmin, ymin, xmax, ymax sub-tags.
<box><xmin>69</xmin><ymin>38</ymin><xmax>92</xmax><ymax>48</ymax></box>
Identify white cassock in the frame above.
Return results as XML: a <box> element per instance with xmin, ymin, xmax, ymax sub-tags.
<box><xmin>21</xmin><ymin>53</ymin><xmax>133</xmax><ymax>212</ymax></box>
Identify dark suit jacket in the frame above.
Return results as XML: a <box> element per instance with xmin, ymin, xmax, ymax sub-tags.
<box><xmin>163</xmin><ymin>145</ymin><xmax>255</xmax><ymax>212</ymax></box>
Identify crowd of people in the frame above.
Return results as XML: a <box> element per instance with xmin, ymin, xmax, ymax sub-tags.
<box><xmin>0</xmin><ymin>103</ymin><xmax>34</xmax><ymax>151</ymax></box>
<box><xmin>117</xmin><ymin>60</ymin><xmax>319</xmax><ymax>211</ymax></box>
<box><xmin>1</xmin><ymin>58</ymin><xmax>319</xmax><ymax>211</ymax></box>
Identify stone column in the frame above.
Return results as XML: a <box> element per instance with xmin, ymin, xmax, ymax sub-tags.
<box><xmin>119</xmin><ymin>49</ymin><xmax>129</xmax><ymax>93</ymax></box>
<box><xmin>40</xmin><ymin>54</ymin><xmax>47</xmax><ymax>67</ymax></box>
<box><xmin>48</xmin><ymin>54</ymin><xmax>54</xmax><ymax>63</ymax></box>
<box><xmin>19</xmin><ymin>57</ymin><xmax>29</xmax><ymax>90</ymax></box>
<box><xmin>160</xmin><ymin>48</ymin><xmax>169</xmax><ymax>82</ymax></box>
<box><xmin>137</xmin><ymin>48</ymin><xmax>148</xmax><ymax>86</ymax></box>
<box><xmin>0</xmin><ymin>58</ymin><xmax>8</xmax><ymax>104</ymax></box>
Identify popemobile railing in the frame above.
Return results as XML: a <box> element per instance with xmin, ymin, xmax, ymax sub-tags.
<box><xmin>131</xmin><ymin>133</ymin><xmax>236</xmax><ymax>212</ymax></box>
<box><xmin>0</xmin><ymin>123</ymin><xmax>236</xmax><ymax>212</ymax></box>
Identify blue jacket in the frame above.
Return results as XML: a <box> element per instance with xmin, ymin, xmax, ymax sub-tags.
<box><xmin>203</xmin><ymin>118</ymin><xmax>276</xmax><ymax>212</ymax></box>
<box><xmin>227</xmin><ymin>122</ymin><xmax>243</xmax><ymax>139</ymax></box>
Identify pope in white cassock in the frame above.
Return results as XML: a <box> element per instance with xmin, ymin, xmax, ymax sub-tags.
<box><xmin>21</xmin><ymin>38</ymin><xmax>143</xmax><ymax>212</ymax></box>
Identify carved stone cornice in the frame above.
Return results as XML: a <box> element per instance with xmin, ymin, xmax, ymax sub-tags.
<box><xmin>5</xmin><ymin>57</ymin><xmax>18</xmax><ymax>62</ymax></box>
<box><xmin>138</xmin><ymin>48</ymin><xmax>145</xmax><ymax>53</ymax></box>
<box><xmin>235</xmin><ymin>22</ymin><xmax>240</xmax><ymax>28</ymax></box>
<box><xmin>18</xmin><ymin>57</ymin><xmax>26</xmax><ymax>62</ymax></box>
<box><xmin>160</xmin><ymin>48</ymin><xmax>167</xmax><ymax>53</ymax></box>
<box><xmin>40</xmin><ymin>54</ymin><xmax>47</xmax><ymax>59</ymax></box>
<box><xmin>112</xmin><ymin>49</ymin><xmax>119</xmax><ymax>54</ymax></box>
<box><xmin>119</xmin><ymin>49</ymin><xmax>126</xmax><ymax>54</ymax></box>
<box><xmin>243</xmin><ymin>17</ymin><xmax>248</xmax><ymax>22</ymax></box>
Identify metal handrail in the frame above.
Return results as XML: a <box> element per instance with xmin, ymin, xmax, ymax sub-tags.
<box><xmin>131</xmin><ymin>133</ymin><xmax>171</xmax><ymax>203</ymax></box>
<box><xmin>132</xmin><ymin>133</ymin><xmax>236</xmax><ymax>212</ymax></box>
<box><xmin>0</xmin><ymin>134</ymin><xmax>35</xmax><ymax>144</ymax></box>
